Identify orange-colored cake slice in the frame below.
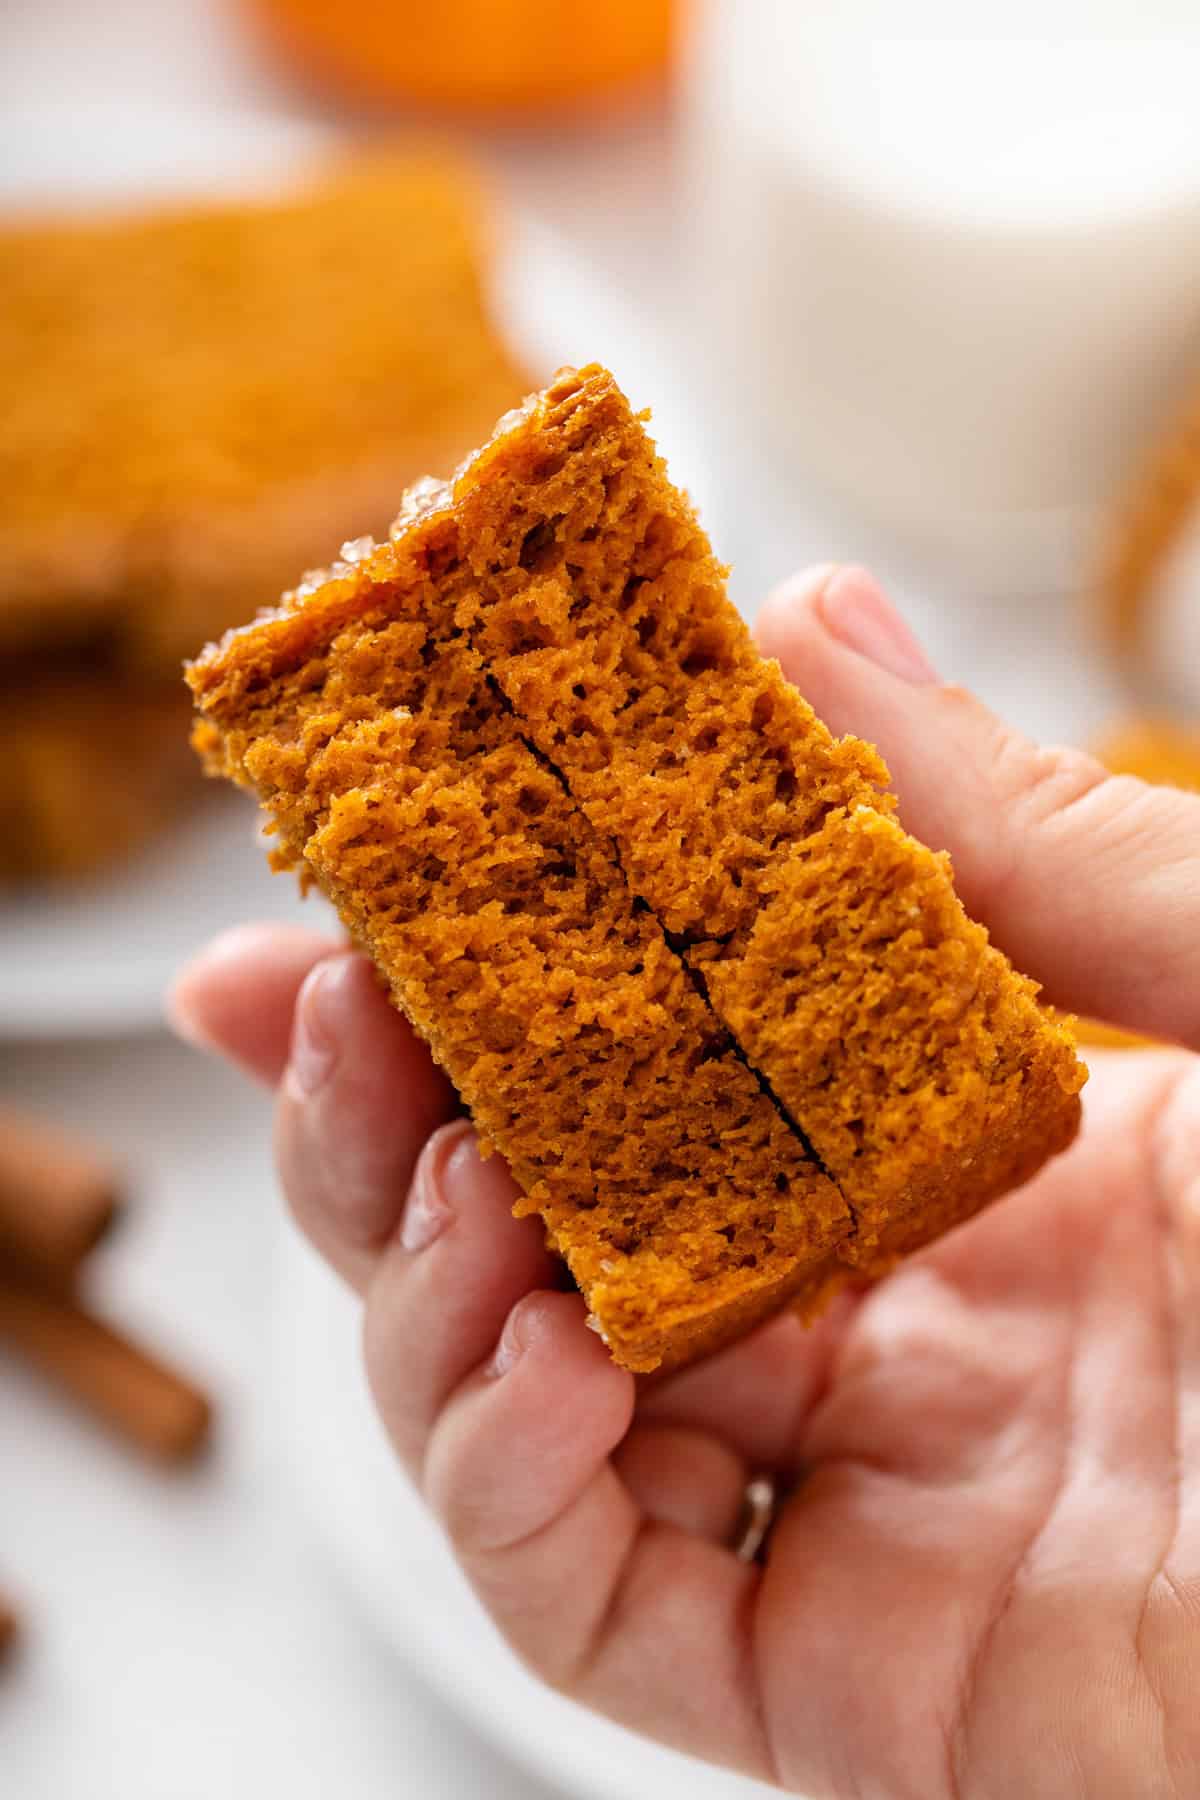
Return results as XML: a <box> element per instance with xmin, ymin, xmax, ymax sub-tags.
<box><xmin>1</xmin><ymin>150</ymin><xmax>525</xmax><ymax>882</ymax></box>
<box><xmin>434</xmin><ymin>368</ymin><xmax>1085</xmax><ymax>1263</ymax></box>
<box><xmin>189</xmin><ymin>365</ymin><xmax>1085</xmax><ymax>1368</ymax></box>
<box><xmin>0</xmin><ymin>151</ymin><xmax>525</xmax><ymax>675</ymax></box>
<box><xmin>188</xmin><ymin>533</ymin><xmax>847</xmax><ymax>1373</ymax></box>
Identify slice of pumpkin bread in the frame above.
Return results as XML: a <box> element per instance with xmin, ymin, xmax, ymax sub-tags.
<box><xmin>0</xmin><ymin>152</ymin><xmax>526</xmax><ymax>675</ymax></box>
<box><xmin>188</xmin><ymin>529</ymin><xmax>848</xmax><ymax>1373</ymax></box>
<box><xmin>188</xmin><ymin>364</ymin><xmax>1085</xmax><ymax>1370</ymax></box>
<box><xmin>418</xmin><ymin>366</ymin><xmax>1083</xmax><ymax>1262</ymax></box>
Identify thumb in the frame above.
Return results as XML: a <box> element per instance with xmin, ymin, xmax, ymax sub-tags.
<box><xmin>756</xmin><ymin>565</ymin><xmax>1200</xmax><ymax>1050</ymax></box>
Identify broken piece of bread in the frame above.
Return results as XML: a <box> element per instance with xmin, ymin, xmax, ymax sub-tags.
<box><xmin>188</xmin><ymin>366</ymin><xmax>1085</xmax><ymax>1372</ymax></box>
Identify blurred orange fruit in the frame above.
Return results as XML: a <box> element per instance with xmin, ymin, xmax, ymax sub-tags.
<box><xmin>249</xmin><ymin>0</ymin><xmax>676</xmax><ymax>115</ymax></box>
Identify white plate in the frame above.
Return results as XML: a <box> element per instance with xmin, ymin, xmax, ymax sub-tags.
<box><xmin>0</xmin><ymin>795</ymin><xmax>334</xmax><ymax>1040</ymax></box>
<box><xmin>0</xmin><ymin>104</ymin><xmax>719</xmax><ymax>1040</ymax></box>
<box><xmin>271</xmin><ymin>1223</ymin><xmax>777</xmax><ymax>1800</ymax></box>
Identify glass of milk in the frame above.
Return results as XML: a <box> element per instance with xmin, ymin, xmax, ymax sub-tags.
<box><xmin>685</xmin><ymin>0</ymin><xmax>1200</xmax><ymax>598</ymax></box>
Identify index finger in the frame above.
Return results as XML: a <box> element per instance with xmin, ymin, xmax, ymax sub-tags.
<box><xmin>169</xmin><ymin>921</ymin><xmax>342</xmax><ymax>1084</ymax></box>
<box><xmin>757</xmin><ymin>566</ymin><xmax>1200</xmax><ymax>1050</ymax></box>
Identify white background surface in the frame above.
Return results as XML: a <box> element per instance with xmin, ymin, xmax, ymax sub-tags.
<box><xmin>0</xmin><ymin>3</ymin><xmax>591</xmax><ymax>1796</ymax></box>
<box><xmin>0</xmin><ymin>1038</ymin><xmax>561</xmax><ymax>1800</ymax></box>
<box><xmin>0</xmin><ymin>3</ymin><xmax>1147</xmax><ymax>1797</ymax></box>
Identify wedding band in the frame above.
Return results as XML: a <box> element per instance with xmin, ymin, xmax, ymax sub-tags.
<box><xmin>732</xmin><ymin>1474</ymin><xmax>777</xmax><ymax>1563</ymax></box>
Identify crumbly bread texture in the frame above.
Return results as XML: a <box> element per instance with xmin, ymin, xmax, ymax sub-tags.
<box><xmin>189</xmin><ymin>365</ymin><xmax>1085</xmax><ymax>1370</ymax></box>
<box><xmin>0</xmin><ymin>152</ymin><xmax>525</xmax><ymax>675</ymax></box>
<box><xmin>426</xmin><ymin>368</ymin><xmax>1083</xmax><ymax>1255</ymax></box>
<box><xmin>189</xmin><ymin>550</ymin><xmax>847</xmax><ymax>1373</ymax></box>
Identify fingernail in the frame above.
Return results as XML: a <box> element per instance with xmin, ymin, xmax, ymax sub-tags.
<box><xmin>485</xmin><ymin>1298</ymin><xmax>533</xmax><ymax>1380</ymax></box>
<box><xmin>400</xmin><ymin>1124</ymin><xmax>476</xmax><ymax>1252</ymax></box>
<box><xmin>817</xmin><ymin>567</ymin><xmax>941</xmax><ymax>685</ymax></box>
<box><xmin>167</xmin><ymin>925</ymin><xmax>272</xmax><ymax>1048</ymax></box>
<box><xmin>285</xmin><ymin>959</ymin><xmax>344</xmax><ymax>1097</ymax></box>
<box><xmin>786</xmin><ymin>561</ymin><xmax>839</xmax><ymax>604</ymax></box>
<box><xmin>759</xmin><ymin>563</ymin><xmax>839</xmax><ymax>635</ymax></box>
<box><xmin>165</xmin><ymin>989</ymin><xmax>209</xmax><ymax>1051</ymax></box>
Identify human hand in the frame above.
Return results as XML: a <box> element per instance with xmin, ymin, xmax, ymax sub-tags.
<box><xmin>171</xmin><ymin>566</ymin><xmax>1200</xmax><ymax>1798</ymax></box>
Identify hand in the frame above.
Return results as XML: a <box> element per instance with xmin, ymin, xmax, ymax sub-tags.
<box><xmin>171</xmin><ymin>567</ymin><xmax>1200</xmax><ymax>1799</ymax></box>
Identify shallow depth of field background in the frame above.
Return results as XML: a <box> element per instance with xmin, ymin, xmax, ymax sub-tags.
<box><xmin>3</xmin><ymin>5</ymin><xmax>1200</xmax><ymax>1798</ymax></box>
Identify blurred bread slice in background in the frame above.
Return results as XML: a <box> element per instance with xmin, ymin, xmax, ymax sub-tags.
<box><xmin>0</xmin><ymin>150</ymin><xmax>526</xmax><ymax>881</ymax></box>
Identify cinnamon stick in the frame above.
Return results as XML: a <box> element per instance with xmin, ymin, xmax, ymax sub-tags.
<box><xmin>0</xmin><ymin>1593</ymin><xmax>18</xmax><ymax>1662</ymax></box>
<box><xmin>0</xmin><ymin>1105</ymin><xmax>122</xmax><ymax>1282</ymax></box>
<box><xmin>0</xmin><ymin>1275</ymin><xmax>211</xmax><ymax>1465</ymax></box>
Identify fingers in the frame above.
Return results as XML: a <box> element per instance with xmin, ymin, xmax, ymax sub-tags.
<box><xmin>419</xmin><ymin>1290</ymin><xmax>634</xmax><ymax>1563</ymax></box>
<box><xmin>757</xmin><ymin>564</ymin><xmax>1200</xmax><ymax>1047</ymax></box>
<box><xmin>362</xmin><ymin>1125</ymin><xmax>559</xmax><ymax>1471</ymax></box>
<box><xmin>361</xmin><ymin>1144</ymin><xmax>777</xmax><ymax>1776</ymax></box>
<box><xmin>612</xmin><ymin>1423</ymin><xmax>747</xmax><ymax>1542</ymax></box>
<box><xmin>637</xmin><ymin>1293</ymin><xmax>860</xmax><ymax>1473</ymax></box>
<box><xmin>406</xmin><ymin>1286</ymin><xmax>774</xmax><ymax>1778</ymax></box>
<box><xmin>173</xmin><ymin>926</ymin><xmax>460</xmax><ymax>1293</ymax></box>
<box><xmin>168</xmin><ymin>921</ymin><xmax>340</xmax><ymax>1084</ymax></box>
<box><xmin>275</xmin><ymin>954</ymin><xmax>457</xmax><ymax>1289</ymax></box>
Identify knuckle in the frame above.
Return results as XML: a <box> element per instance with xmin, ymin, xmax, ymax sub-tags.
<box><xmin>430</xmin><ymin>1474</ymin><xmax>491</xmax><ymax>1554</ymax></box>
<box><xmin>973</xmin><ymin>724</ymin><xmax>1113</xmax><ymax>910</ymax></box>
<box><xmin>421</xmin><ymin>1431</ymin><xmax>508</xmax><ymax>1559</ymax></box>
<box><xmin>990</xmin><ymin>730</ymin><xmax>1110</xmax><ymax>835</ymax></box>
<box><xmin>280</xmin><ymin>1088</ymin><xmax>414</xmax><ymax>1251</ymax></box>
